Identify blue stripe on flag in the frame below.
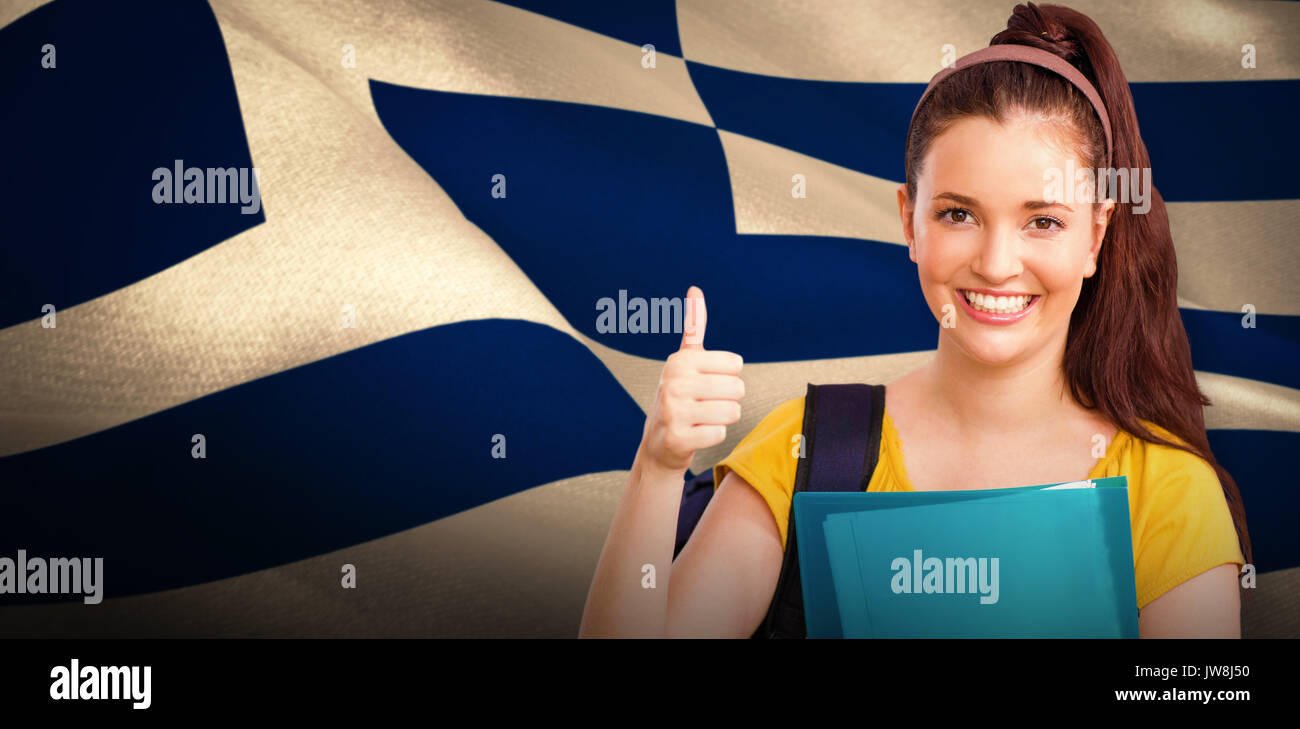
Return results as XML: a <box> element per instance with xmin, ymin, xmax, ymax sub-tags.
<box><xmin>1209</xmin><ymin>429</ymin><xmax>1300</xmax><ymax>573</ymax></box>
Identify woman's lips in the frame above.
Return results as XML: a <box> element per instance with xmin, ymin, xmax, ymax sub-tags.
<box><xmin>955</xmin><ymin>289</ymin><xmax>1040</xmax><ymax>324</ymax></box>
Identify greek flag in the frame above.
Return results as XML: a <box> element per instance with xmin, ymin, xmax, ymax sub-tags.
<box><xmin>0</xmin><ymin>0</ymin><xmax>1296</xmax><ymax>636</ymax></box>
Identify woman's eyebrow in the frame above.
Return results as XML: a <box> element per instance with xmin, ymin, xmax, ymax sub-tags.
<box><xmin>933</xmin><ymin>192</ymin><xmax>980</xmax><ymax>207</ymax></box>
<box><xmin>1024</xmin><ymin>200</ymin><xmax>1075</xmax><ymax>213</ymax></box>
<box><xmin>933</xmin><ymin>192</ymin><xmax>1075</xmax><ymax>214</ymax></box>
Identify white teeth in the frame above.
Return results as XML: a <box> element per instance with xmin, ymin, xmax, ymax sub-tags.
<box><xmin>962</xmin><ymin>290</ymin><xmax>1033</xmax><ymax>314</ymax></box>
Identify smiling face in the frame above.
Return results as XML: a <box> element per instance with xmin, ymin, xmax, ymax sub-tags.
<box><xmin>898</xmin><ymin>113</ymin><xmax>1114</xmax><ymax>367</ymax></box>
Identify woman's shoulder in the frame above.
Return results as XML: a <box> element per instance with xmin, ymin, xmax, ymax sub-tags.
<box><xmin>712</xmin><ymin>395</ymin><xmax>809</xmax><ymax>549</ymax></box>
<box><xmin>729</xmin><ymin>395</ymin><xmax>805</xmax><ymax>455</ymax></box>
<box><xmin>1121</xmin><ymin>419</ymin><xmax>1227</xmax><ymax>514</ymax></box>
<box><xmin>1125</xmin><ymin>419</ymin><xmax>1209</xmax><ymax>475</ymax></box>
<box><xmin>1120</xmin><ymin>420</ymin><xmax>1245</xmax><ymax>608</ymax></box>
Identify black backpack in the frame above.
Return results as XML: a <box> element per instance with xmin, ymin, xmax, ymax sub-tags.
<box><xmin>673</xmin><ymin>383</ymin><xmax>886</xmax><ymax>638</ymax></box>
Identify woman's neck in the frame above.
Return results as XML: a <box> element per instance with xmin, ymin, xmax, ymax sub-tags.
<box><xmin>922</xmin><ymin>328</ymin><xmax>1080</xmax><ymax>437</ymax></box>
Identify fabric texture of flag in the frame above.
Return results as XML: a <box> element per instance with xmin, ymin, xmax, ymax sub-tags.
<box><xmin>0</xmin><ymin>0</ymin><xmax>1296</xmax><ymax>636</ymax></box>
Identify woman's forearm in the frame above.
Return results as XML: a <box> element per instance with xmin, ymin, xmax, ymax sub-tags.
<box><xmin>581</xmin><ymin>286</ymin><xmax>742</xmax><ymax>637</ymax></box>
<box><xmin>579</xmin><ymin>446</ymin><xmax>687</xmax><ymax>637</ymax></box>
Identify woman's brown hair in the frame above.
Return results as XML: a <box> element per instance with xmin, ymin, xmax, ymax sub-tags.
<box><xmin>904</xmin><ymin>3</ymin><xmax>1253</xmax><ymax>586</ymax></box>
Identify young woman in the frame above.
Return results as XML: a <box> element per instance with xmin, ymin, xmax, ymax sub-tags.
<box><xmin>579</xmin><ymin>2</ymin><xmax>1251</xmax><ymax>638</ymax></box>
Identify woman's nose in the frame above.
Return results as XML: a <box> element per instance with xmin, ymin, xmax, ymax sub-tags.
<box><xmin>970</xmin><ymin>226</ymin><xmax>1023</xmax><ymax>283</ymax></box>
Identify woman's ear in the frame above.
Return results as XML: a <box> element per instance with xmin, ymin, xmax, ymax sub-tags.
<box><xmin>1084</xmin><ymin>199</ymin><xmax>1115</xmax><ymax>278</ymax></box>
<box><xmin>897</xmin><ymin>183</ymin><xmax>916</xmax><ymax>262</ymax></box>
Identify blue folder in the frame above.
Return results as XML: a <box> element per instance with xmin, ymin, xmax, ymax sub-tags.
<box><xmin>793</xmin><ymin>476</ymin><xmax>1139</xmax><ymax>638</ymax></box>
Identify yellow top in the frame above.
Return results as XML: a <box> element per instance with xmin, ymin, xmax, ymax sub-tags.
<box><xmin>712</xmin><ymin>396</ymin><xmax>1246</xmax><ymax>611</ymax></box>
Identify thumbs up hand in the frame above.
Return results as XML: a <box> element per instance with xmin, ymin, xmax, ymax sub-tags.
<box><xmin>639</xmin><ymin>286</ymin><xmax>745</xmax><ymax>475</ymax></box>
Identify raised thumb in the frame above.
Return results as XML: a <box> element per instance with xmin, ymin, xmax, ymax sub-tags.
<box><xmin>679</xmin><ymin>286</ymin><xmax>707</xmax><ymax>351</ymax></box>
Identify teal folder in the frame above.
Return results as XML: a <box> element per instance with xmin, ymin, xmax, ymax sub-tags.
<box><xmin>793</xmin><ymin>476</ymin><xmax>1138</xmax><ymax>638</ymax></box>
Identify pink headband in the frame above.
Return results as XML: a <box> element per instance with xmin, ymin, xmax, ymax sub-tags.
<box><xmin>907</xmin><ymin>44</ymin><xmax>1113</xmax><ymax>170</ymax></box>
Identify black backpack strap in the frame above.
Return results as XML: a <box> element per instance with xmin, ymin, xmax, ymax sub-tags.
<box><xmin>753</xmin><ymin>383</ymin><xmax>885</xmax><ymax>638</ymax></box>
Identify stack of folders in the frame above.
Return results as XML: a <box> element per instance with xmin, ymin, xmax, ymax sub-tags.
<box><xmin>792</xmin><ymin>476</ymin><xmax>1139</xmax><ymax>638</ymax></box>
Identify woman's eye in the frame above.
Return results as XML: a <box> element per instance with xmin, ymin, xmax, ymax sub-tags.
<box><xmin>1030</xmin><ymin>216</ymin><xmax>1064</xmax><ymax>231</ymax></box>
<box><xmin>937</xmin><ymin>207</ymin><xmax>973</xmax><ymax>225</ymax></box>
